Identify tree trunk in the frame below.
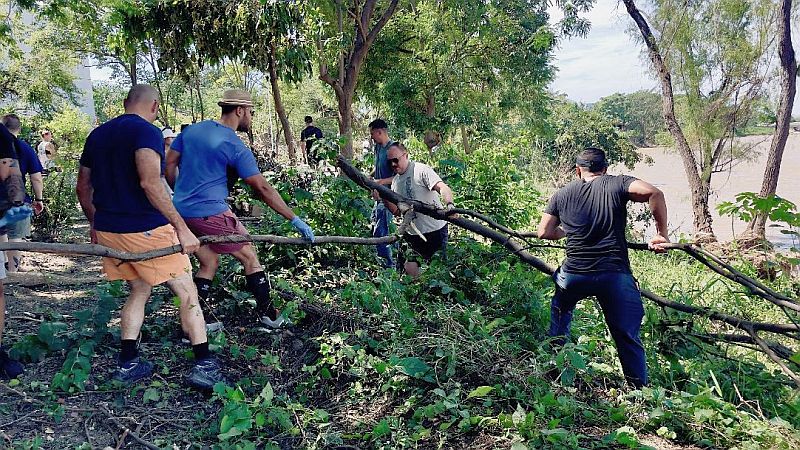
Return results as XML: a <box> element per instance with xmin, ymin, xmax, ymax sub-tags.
<box><xmin>129</xmin><ymin>56</ymin><xmax>138</xmax><ymax>86</ymax></box>
<box><xmin>622</xmin><ymin>0</ymin><xmax>716</xmax><ymax>241</ymax></box>
<box><xmin>461</xmin><ymin>124</ymin><xmax>471</xmax><ymax>154</ymax></box>
<box><xmin>268</xmin><ymin>44</ymin><xmax>297</xmax><ymax>165</ymax></box>
<box><xmin>747</xmin><ymin>0</ymin><xmax>796</xmax><ymax>239</ymax></box>
<box><xmin>319</xmin><ymin>0</ymin><xmax>400</xmax><ymax>159</ymax></box>
<box><xmin>337</xmin><ymin>93</ymin><xmax>355</xmax><ymax>159</ymax></box>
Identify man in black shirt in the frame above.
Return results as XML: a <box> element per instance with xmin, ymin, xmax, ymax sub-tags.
<box><xmin>537</xmin><ymin>147</ymin><xmax>669</xmax><ymax>387</ymax></box>
<box><xmin>300</xmin><ymin>116</ymin><xmax>323</xmax><ymax>166</ymax></box>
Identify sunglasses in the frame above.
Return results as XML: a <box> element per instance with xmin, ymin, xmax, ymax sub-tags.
<box><xmin>389</xmin><ymin>153</ymin><xmax>406</xmax><ymax>164</ymax></box>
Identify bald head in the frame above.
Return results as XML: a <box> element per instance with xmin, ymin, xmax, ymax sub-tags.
<box><xmin>123</xmin><ymin>84</ymin><xmax>160</xmax><ymax>122</ymax></box>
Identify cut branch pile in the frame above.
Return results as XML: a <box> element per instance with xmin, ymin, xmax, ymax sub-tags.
<box><xmin>1</xmin><ymin>157</ymin><xmax>798</xmax><ymax>386</ymax></box>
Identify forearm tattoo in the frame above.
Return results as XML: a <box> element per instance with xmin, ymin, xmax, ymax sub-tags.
<box><xmin>4</xmin><ymin>173</ymin><xmax>25</xmax><ymax>204</ymax></box>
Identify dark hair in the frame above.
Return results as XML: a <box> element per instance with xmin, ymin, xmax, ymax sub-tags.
<box><xmin>181</xmin><ymin>123</ymin><xmax>191</xmax><ymax>132</ymax></box>
<box><xmin>388</xmin><ymin>142</ymin><xmax>405</xmax><ymax>152</ymax></box>
<box><xmin>304</xmin><ymin>115</ymin><xmax>313</xmax><ymax>124</ymax></box>
<box><xmin>1</xmin><ymin>114</ymin><xmax>21</xmax><ymax>133</ymax></box>
<box><xmin>368</xmin><ymin>119</ymin><xmax>388</xmax><ymax>130</ymax></box>
<box><xmin>576</xmin><ymin>147</ymin><xmax>608</xmax><ymax>172</ymax></box>
<box><xmin>221</xmin><ymin>105</ymin><xmax>239</xmax><ymax>115</ymax></box>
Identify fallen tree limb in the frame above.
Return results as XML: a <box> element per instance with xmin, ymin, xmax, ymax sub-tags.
<box><xmin>99</xmin><ymin>405</ymin><xmax>159</xmax><ymax>450</ymax></box>
<box><xmin>337</xmin><ymin>156</ymin><xmax>800</xmax><ymax>381</ymax></box>
<box><xmin>0</xmin><ymin>234</ymin><xmax>400</xmax><ymax>262</ymax></box>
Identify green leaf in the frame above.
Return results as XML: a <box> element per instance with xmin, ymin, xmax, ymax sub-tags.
<box><xmin>393</xmin><ymin>357</ymin><xmax>433</xmax><ymax>382</ymax></box>
<box><xmin>372</xmin><ymin>419</ymin><xmax>391</xmax><ymax>438</ymax></box>
<box><xmin>142</xmin><ymin>388</ymin><xmax>160</xmax><ymax>404</ymax></box>
<box><xmin>467</xmin><ymin>385</ymin><xmax>494</xmax><ymax>399</ymax></box>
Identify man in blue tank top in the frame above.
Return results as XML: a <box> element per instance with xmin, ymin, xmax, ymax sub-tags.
<box><xmin>537</xmin><ymin>147</ymin><xmax>669</xmax><ymax>387</ymax></box>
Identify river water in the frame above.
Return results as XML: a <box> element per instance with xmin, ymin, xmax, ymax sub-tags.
<box><xmin>620</xmin><ymin>134</ymin><xmax>799</xmax><ymax>250</ymax></box>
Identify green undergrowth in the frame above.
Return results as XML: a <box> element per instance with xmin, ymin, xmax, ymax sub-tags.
<box><xmin>5</xmin><ymin>144</ymin><xmax>800</xmax><ymax>448</ymax></box>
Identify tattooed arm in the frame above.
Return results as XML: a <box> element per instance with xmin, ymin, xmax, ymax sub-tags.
<box><xmin>0</xmin><ymin>157</ymin><xmax>25</xmax><ymax>207</ymax></box>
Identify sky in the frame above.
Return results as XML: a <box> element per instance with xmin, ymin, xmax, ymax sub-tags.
<box><xmin>549</xmin><ymin>0</ymin><xmax>658</xmax><ymax>104</ymax></box>
<box><xmin>550</xmin><ymin>0</ymin><xmax>800</xmax><ymax>115</ymax></box>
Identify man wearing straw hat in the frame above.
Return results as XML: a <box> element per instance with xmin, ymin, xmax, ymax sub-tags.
<box><xmin>77</xmin><ymin>84</ymin><xmax>227</xmax><ymax>389</ymax></box>
<box><xmin>166</xmin><ymin>89</ymin><xmax>315</xmax><ymax>330</ymax></box>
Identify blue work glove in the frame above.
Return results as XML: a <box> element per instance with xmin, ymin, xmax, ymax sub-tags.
<box><xmin>0</xmin><ymin>205</ymin><xmax>33</xmax><ymax>228</ymax></box>
<box><xmin>290</xmin><ymin>216</ymin><xmax>315</xmax><ymax>243</ymax></box>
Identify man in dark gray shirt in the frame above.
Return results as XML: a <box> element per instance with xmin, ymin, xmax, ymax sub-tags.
<box><xmin>537</xmin><ymin>147</ymin><xmax>669</xmax><ymax>387</ymax></box>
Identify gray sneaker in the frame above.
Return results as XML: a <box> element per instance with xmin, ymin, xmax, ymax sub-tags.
<box><xmin>259</xmin><ymin>314</ymin><xmax>292</xmax><ymax>330</ymax></box>
<box><xmin>186</xmin><ymin>358</ymin><xmax>228</xmax><ymax>390</ymax></box>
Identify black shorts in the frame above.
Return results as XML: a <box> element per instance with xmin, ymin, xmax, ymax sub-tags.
<box><xmin>401</xmin><ymin>225</ymin><xmax>448</xmax><ymax>264</ymax></box>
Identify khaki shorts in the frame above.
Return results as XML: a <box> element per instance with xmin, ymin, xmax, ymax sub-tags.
<box><xmin>95</xmin><ymin>224</ymin><xmax>191</xmax><ymax>286</ymax></box>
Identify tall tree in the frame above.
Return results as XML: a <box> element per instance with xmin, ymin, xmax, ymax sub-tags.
<box><xmin>360</xmin><ymin>0</ymin><xmax>558</xmax><ymax>151</ymax></box>
<box><xmin>623</xmin><ymin>0</ymin><xmax>773</xmax><ymax>241</ymax></box>
<box><xmin>316</xmin><ymin>0</ymin><xmax>401</xmax><ymax>158</ymax></box>
<box><xmin>747</xmin><ymin>0</ymin><xmax>796</xmax><ymax>239</ymax></box>
<box><xmin>118</xmin><ymin>0</ymin><xmax>315</xmax><ymax>164</ymax></box>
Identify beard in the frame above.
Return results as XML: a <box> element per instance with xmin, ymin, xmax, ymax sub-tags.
<box><xmin>236</xmin><ymin>122</ymin><xmax>250</xmax><ymax>132</ymax></box>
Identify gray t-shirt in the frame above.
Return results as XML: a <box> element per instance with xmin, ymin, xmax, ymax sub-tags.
<box><xmin>391</xmin><ymin>161</ymin><xmax>447</xmax><ymax>234</ymax></box>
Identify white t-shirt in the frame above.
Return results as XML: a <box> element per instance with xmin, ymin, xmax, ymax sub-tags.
<box><xmin>391</xmin><ymin>161</ymin><xmax>447</xmax><ymax>234</ymax></box>
<box><xmin>37</xmin><ymin>141</ymin><xmax>54</xmax><ymax>169</ymax></box>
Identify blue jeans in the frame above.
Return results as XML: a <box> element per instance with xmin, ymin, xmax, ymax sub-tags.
<box><xmin>372</xmin><ymin>202</ymin><xmax>394</xmax><ymax>268</ymax></box>
<box><xmin>549</xmin><ymin>268</ymin><xmax>648</xmax><ymax>387</ymax></box>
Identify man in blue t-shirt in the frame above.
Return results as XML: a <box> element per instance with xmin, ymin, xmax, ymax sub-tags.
<box><xmin>537</xmin><ymin>147</ymin><xmax>670</xmax><ymax>388</ymax></box>
<box><xmin>368</xmin><ymin>119</ymin><xmax>396</xmax><ymax>268</ymax></box>
<box><xmin>1</xmin><ymin>114</ymin><xmax>45</xmax><ymax>272</ymax></box>
<box><xmin>166</xmin><ymin>89</ymin><xmax>314</xmax><ymax>331</ymax></box>
<box><xmin>77</xmin><ymin>84</ymin><xmax>226</xmax><ymax>390</ymax></box>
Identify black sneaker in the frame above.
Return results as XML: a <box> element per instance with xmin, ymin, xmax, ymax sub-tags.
<box><xmin>186</xmin><ymin>357</ymin><xmax>228</xmax><ymax>390</ymax></box>
<box><xmin>0</xmin><ymin>347</ymin><xmax>23</xmax><ymax>379</ymax></box>
<box><xmin>112</xmin><ymin>357</ymin><xmax>153</xmax><ymax>385</ymax></box>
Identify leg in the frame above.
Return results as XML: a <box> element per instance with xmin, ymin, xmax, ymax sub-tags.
<box><xmin>548</xmin><ymin>269</ymin><xmax>585</xmax><ymax>344</ymax></box>
<box><xmin>6</xmin><ymin>238</ymin><xmax>22</xmax><ymax>273</ymax></box>
<box><xmin>231</xmin><ymin>243</ymin><xmax>263</xmax><ymax>275</ymax></box>
<box><xmin>112</xmin><ymin>278</ymin><xmax>154</xmax><ymax>384</ymax></box>
<box><xmin>595</xmin><ymin>273</ymin><xmax>648</xmax><ymax>387</ymax></box>
<box><xmin>121</xmin><ymin>278</ymin><xmax>152</xmax><ymax>340</ymax></box>
<box><xmin>0</xmin><ymin>279</ymin><xmax>23</xmax><ymax>379</ymax></box>
<box><xmin>373</xmin><ymin>203</ymin><xmax>394</xmax><ymax>268</ymax></box>
<box><xmin>165</xmin><ymin>273</ymin><xmax>207</xmax><ymax>346</ymax></box>
<box><xmin>194</xmin><ymin>245</ymin><xmax>220</xmax><ymax>281</ymax></box>
<box><xmin>231</xmin><ymin>245</ymin><xmax>282</xmax><ymax>323</ymax></box>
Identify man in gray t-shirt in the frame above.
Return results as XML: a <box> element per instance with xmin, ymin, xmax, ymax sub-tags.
<box><xmin>383</xmin><ymin>143</ymin><xmax>455</xmax><ymax>277</ymax></box>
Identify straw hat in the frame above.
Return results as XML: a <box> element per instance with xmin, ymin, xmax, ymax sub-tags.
<box><xmin>217</xmin><ymin>89</ymin><xmax>253</xmax><ymax>107</ymax></box>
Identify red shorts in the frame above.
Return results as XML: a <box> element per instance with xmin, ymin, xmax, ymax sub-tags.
<box><xmin>184</xmin><ymin>210</ymin><xmax>250</xmax><ymax>254</ymax></box>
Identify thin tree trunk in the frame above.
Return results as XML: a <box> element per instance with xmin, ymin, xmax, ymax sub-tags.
<box><xmin>461</xmin><ymin>124</ymin><xmax>471</xmax><ymax>154</ymax></box>
<box><xmin>747</xmin><ymin>0</ymin><xmax>796</xmax><ymax>239</ymax></box>
<box><xmin>319</xmin><ymin>0</ymin><xmax>400</xmax><ymax>159</ymax></box>
<box><xmin>623</xmin><ymin>0</ymin><xmax>716</xmax><ymax>241</ymax></box>
<box><xmin>268</xmin><ymin>44</ymin><xmax>297</xmax><ymax>165</ymax></box>
<box><xmin>129</xmin><ymin>56</ymin><xmax>137</xmax><ymax>86</ymax></box>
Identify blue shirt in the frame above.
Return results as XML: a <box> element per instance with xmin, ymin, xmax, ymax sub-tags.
<box><xmin>171</xmin><ymin>120</ymin><xmax>261</xmax><ymax>218</ymax></box>
<box><xmin>79</xmin><ymin>114</ymin><xmax>169</xmax><ymax>233</ymax></box>
<box><xmin>17</xmin><ymin>139</ymin><xmax>43</xmax><ymax>204</ymax></box>
<box><xmin>374</xmin><ymin>140</ymin><xmax>395</xmax><ymax>180</ymax></box>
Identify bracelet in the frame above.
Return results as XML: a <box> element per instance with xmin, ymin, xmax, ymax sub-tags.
<box><xmin>35</xmin><ymin>198</ymin><xmax>44</xmax><ymax>202</ymax></box>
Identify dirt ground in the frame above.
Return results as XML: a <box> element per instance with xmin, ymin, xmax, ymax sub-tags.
<box><xmin>0</xmin><ymin>224</ymin><xmax>357</xmax><ymax>449</ymax></box>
